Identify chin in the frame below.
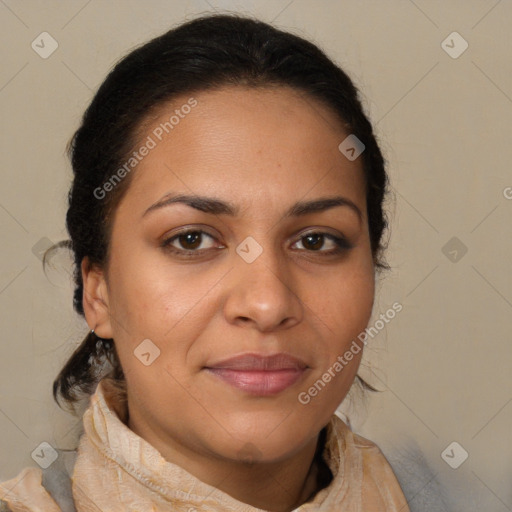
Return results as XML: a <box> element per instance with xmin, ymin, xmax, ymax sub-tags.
<box><xmin>209</xmin><ymin>411</ymin><xmax>318</xmax><ymax>464</ymax></box>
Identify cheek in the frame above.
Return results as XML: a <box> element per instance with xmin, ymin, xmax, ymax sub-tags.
<box><xmin>319</xmin><ymin>261</ymin><xmax>375</xmax><ymax>342</ymax></box>
<box><xmin>304</xmin><ymin>267</ymin><xmax>373</xmax><ymax>413</ymax></box>
<box><xmin>105</xmin><ymin>253</ymin><xmax>220</xmax><ymax>374</ymax></box>
<box><xmin>106</xmin><ymin>251</ymin><xmax>186</xmax><ymax>332</ymax></box>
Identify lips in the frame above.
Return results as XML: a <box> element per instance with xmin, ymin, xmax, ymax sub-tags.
<box><xmin>204</xmin><ymin>353</ymin><xmax>308</xmax><ymax>396</ymax></box>
<box><xmin>207</xmin><ymin>353</ymin><xmax>307</xmax><ymax>371</ymax></box>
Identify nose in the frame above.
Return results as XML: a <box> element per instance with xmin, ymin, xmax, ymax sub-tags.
<box><xmin>223</xmin><ymin>245</ymin><xmax>303</xmax><ymax>333</ymax></box>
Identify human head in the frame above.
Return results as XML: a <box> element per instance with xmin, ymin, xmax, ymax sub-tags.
<box><xmin>51</xmin><ymin>14</ymin><xmax>389</xmax><ymax>461</ymax></box>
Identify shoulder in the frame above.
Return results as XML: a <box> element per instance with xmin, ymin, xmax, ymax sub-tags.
<box><xmin>347</xmin><ymin>431</ymin><xmax>413</xmax><ymax>510</ymax></box>
<box><xmin>325</xmin><ymin>415</ymin><xmax>410</xmax><ymax>510</ymax></box>
<box><xmin>0</xmin><ymin>448</ymin><xmax>77</xmax><ymax>512</ymax></box>
<box><xmin>0</xmin><ymin>466</ymin><xmax>60</xmax><ymax>511</ymax></box>
<box><xmin>348</xmin><ymin>429</ymin><xmax>452</xmax><ymax>512</ymax></box>
<box><xmin>381</xmin><ymin>440</ymin><xmax>452</xmax><ymax>512</ymax></box>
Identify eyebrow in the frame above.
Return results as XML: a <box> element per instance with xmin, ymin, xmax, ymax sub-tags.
<box><xmin>142</xmin><ymin>193</ymin><xmax>363</xmax><ymax>223</ymax></box>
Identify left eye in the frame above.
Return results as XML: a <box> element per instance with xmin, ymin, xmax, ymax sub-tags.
<box><xmin>291</xmin><ymin>233</ymin><xmax>351</xmax><ymax>253</ymax></box>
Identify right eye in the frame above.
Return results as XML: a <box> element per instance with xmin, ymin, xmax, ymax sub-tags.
<box><xmin>161</xmin><ymin>229</ymin><xmax>223</xmax><ymax>256</ymax></box>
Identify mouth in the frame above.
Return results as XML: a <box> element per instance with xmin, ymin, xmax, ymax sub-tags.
<box><xmin>204</xmin><ymin>353</ymin><xmax>309</xmax><ymax>396</ymax></box>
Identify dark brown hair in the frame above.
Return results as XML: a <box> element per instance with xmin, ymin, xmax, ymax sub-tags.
<box><xmin>49</xmin><ymin>13</ymin><xmax>389</xmax><ymax>413</ymax></box>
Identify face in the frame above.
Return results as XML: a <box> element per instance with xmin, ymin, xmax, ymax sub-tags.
<box><xmin>84</xmin><ymin>85</ymin><xmax>375</xmax><ymax>466</ymax></box>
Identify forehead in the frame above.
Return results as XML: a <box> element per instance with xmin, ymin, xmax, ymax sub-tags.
<box><xmin>118</xmin><ymin>85</ymin><xmax>366</xmax><ymax>218</ymax></box>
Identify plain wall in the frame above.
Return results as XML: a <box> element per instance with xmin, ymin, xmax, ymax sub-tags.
<box><xmin>0</xmin><ymin>1</ymin><xmax>511</xmax><ymax>510</ymax></box>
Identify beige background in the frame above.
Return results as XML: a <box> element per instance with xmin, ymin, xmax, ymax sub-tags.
<box><xmin>0</xmin><ymin>0</ymin><xmax>511</xmax><ymax>510</ymax></box>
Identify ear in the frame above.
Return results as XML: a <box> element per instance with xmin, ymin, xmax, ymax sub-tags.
<box><xmin>81</xmin><ymin>257</ymin><xmax>113</xmax><ymax>339</ymax></box>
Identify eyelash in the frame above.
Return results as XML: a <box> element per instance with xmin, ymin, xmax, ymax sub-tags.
<box><xmin>161</xmin><ymin>229</ymin><xmax>353</xmax><ymax>257</ymax></box>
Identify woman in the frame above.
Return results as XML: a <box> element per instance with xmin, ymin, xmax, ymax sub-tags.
<box><xmin>0</xmin><ymin>13</ymin><xmax>411</xmax><ymax>511</ymax></box>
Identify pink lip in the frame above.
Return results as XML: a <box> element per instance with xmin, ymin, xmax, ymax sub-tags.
<box><xmin>205</xmin><ymin>353</ymin><xmax>308</xmax><ymax>396</ymax></box>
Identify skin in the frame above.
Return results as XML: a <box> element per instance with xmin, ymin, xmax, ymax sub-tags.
<box><xmin>82</xmin><ymin>85</ymin><xmax>375</xmax><ymax>511</ymax></box>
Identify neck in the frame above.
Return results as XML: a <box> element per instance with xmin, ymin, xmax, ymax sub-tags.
<box><xmin>127</xmin><ymin>414</ymin><xmax>331</xmax><ymax>512</ymax></box>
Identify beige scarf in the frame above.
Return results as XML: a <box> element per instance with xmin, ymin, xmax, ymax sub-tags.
<box><xmin>0</xmin><ymin>377</ymin><xmax>410</xmax><ymax>511</ymax></box>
